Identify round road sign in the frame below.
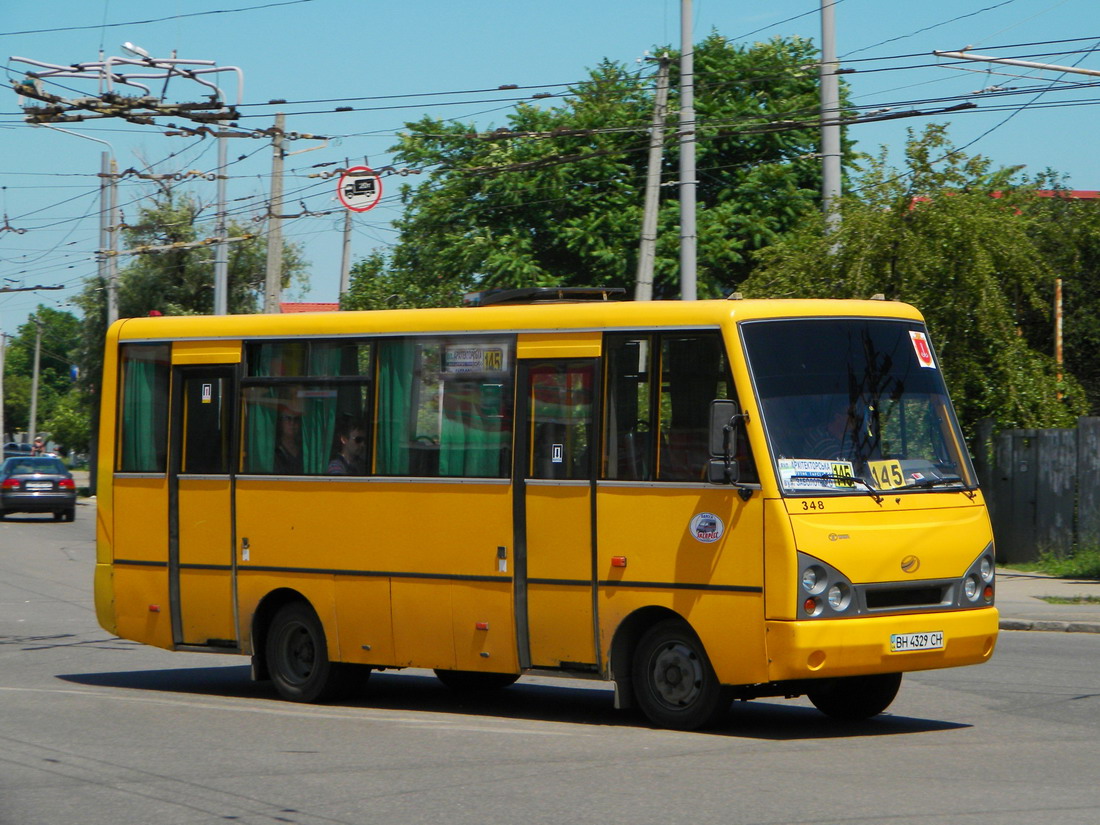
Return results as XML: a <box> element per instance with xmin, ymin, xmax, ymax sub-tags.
<box><xmin>337</xmin><ymin>166</ymin><xmax>383</xmax><ymax>212</ymax></box>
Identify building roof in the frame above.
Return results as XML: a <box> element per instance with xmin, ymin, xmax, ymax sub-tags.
<box><xmin>280</xmin><ymin>302</ymin><xmax>340</xmax><ymax>313</ymax></box>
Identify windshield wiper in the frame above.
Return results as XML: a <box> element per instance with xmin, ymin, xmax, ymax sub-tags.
<box><xmin>789</xmin><ymin>474</ymin><xmax>883</xmax><ymax>504</ymax></box>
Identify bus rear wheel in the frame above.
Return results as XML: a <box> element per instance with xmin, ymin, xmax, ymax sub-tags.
<box><xmin>266</xmin><ymin>602</ymin><xmax>349</xmax><ymax>703</ymax></box>
<box><xmin>631</xmin><ymin>619</ymin><xmax>729</xmax><ymax>731</ymax></box>
<box><xmin>807</xmin><ymin>673</ymin><xmax>902</xmax><ymax>720</ymax></box>
<box><xmin>434</xmin><ymin>669</ymin><xmax>519</xmax><ymax>692</ymax></box>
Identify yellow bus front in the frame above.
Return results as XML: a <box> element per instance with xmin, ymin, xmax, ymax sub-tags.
<box><xmin>731</xmin><ymin>309</ymin><xmax>999</xmax><ymax>685</ymax></box>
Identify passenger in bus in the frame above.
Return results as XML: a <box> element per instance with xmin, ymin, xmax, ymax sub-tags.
<box><xmin>274</xmin><ymin>406</ymin><xmax>303</xmax><ymax>474</ymax></box>
<box><xmin>327</xmin><ymin>417</ymin><xmax>366</xmax><ymax>475</ymax></box>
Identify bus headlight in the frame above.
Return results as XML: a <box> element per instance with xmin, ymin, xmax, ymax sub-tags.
<box><xmin>964</xmin><ymin>575</ymin><xmax>981</xmax><ymax>601</ymax></box>
<box><xmin>957</xmin><ymin>545</ymin><xmax>995</xmax><ymax>607</ymax></box>
<box><xmin>797</xmin><ymin>552</ymin><xmax>857</xmax><ymax>619</ymax></box>
<box><xmin>827</xmin><ymin>582</ymin><xmax>851</xmax><ymax>611</ymax></box>
<box><xmin>801</xmin><ymin>565</ymin><xmax>827</xmax><ymax>595</ymax></box>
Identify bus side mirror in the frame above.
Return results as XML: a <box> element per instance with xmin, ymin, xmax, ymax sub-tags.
<box><xmin>709</xmin><ymin>399</ymin><xmax>738</xmax><ymax>457</ymax></box>
<box><xmin>708</xmin><ymin>399</ymin><xmax>746</xmax><ymax>488</ymax></box>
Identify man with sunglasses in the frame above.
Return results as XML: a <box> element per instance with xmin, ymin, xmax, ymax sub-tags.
<box><xmin>327</xmin><ymin>418</ymin><xmax>367</xmax><ymax>475</ymax></box>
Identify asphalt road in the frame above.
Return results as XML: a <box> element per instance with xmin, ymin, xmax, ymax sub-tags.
<box><xmin>3</xmin><ymin>501</ymin><xmax>1100</xmax><ymax>825</ymax></box>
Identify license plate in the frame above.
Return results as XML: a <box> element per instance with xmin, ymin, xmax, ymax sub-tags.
<box><xmin>25</xmin><ymin>482</ymin><xmax>52</xmax><ymax>491</ymax></box>
<box><xmin>890</xmin><ymin>631</ymin><xmax>944</xmax><ymax>652</ymax></box>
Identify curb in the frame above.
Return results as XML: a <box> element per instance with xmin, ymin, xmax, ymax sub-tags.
<box><xmin>999</xmin><ymin>619</ymin><xmax>1100</xmax><ymax>633</ymax></box>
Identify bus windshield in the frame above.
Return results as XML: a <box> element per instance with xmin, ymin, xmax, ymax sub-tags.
<box><xmin>741</xmin><ymin>317</ymin><xmax>975</xmax><ymax>495</ymax></box>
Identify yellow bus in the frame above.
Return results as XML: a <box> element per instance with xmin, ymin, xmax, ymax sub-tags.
<box><xmin>94</xmin><ymin>289</ymin><xmax>998</xmax><ymax>730</ymax></box>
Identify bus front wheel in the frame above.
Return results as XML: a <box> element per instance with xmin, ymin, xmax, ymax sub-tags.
<box><xmin>266</xmin><ymin>602</ymin><xmax>349</xmax><ymax>703</ymax></box>
<box><xmin>631</xmin><ymin>619</ymin><xmax>730</xmax><ymax>730</ymax></box>
<box><xmin>807</xmin><ymin>672</ymin><xmax>902</xmax><ymax>720</ymax></box>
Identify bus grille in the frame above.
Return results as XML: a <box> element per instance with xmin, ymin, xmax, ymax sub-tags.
<box><xmin>865</xmin><ymin>586</ymin><xmax>948</xmax><ymax>610</ymax></box>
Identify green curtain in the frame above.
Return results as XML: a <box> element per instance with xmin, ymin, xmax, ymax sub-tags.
<box><xmin>302</xmin><ymin>344</ymin><xmax>341</xmax><ymax>474</ymax></box>
<box><xmin>439</xmin><ymin>381</ymin><xmax>506</xmax><ymax>477</ymax></box>
<box><xmin>120</xmin><ymin>351</ymin><xmax>164</xmax><ymax>472</ymax></box>
<box><xmin>244</xmin><ymin>346</ymin><xmax>276</xmax><ymax>473</ymax></box>
<box><xmin>377</xmin><ymin>340</ymin><xmax>414</xmax><ymax>474</ymax></box>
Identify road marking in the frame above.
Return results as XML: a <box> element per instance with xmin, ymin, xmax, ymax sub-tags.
<box><xmin>0</xmin><ymin>685</ymin><xmax>585</xmax><ymax>735</ymax></box>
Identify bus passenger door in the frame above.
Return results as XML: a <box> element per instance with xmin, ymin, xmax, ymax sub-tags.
<box><xmin>169</xmin><ymin>366</ymin><xmax>239</xmax><ymax>649</ymax></box>
<box><xmin>514</xmin><ymin>359</ymin><xmax>599</xmax><ymax>669</ymax></box>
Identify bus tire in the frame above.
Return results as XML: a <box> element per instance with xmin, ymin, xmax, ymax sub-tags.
<box><xmin>265</xmin><ymin>602</ymin><xmax>347</xmax><ymax>703</ymax></box>
<box><xmin>434</xmin><ymin>669</ymin><xmax>520</xmax><ymax>692</ymax></box>
<box><xmin>807</xmin><ymin>672</ymin><xmax>902</xmax><ymax>720</ymax></box>
<box><xmin>631</xmin><ymin>619</ymin><xmax>729</xmax><ymax>730</ymax></box>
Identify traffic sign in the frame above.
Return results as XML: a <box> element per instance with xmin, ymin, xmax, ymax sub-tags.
<box><xmin>337</xmin><ymin>166</ymin><xmax>383</xmax><ymax>212</ymax></box>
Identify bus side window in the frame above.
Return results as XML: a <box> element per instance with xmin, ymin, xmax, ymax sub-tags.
<box><xmin>657</xmin><ymin>333</ymin><xmax>757</xmax><ymax>483</ymax></box>
<box><xmin>117</xmin><ymin>344</ymin><xmax>171</xmax><ymax>473</ymax></box>
<box><xmin>376</xmin><ymin>337</ymin><xmax>514</xmax><ymax>479</ymax></box>
<box><xmin>604</xmin><ymin>336</ymin><xmax>653</xmax><ymax>481</ymax></box>
<box><xmin>241</xmin><ymin>339</ymin><xmax>371</xmax><ymax>475</ymax></box>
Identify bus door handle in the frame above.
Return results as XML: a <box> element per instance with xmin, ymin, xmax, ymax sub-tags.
<box><xmin>497</xmin><ymin>546</ymin><xmax>507</xmax><ymax>573</ymax></box>
<box><xmin>241</xmin><ymin>537</ymin><xmax>250</xmax><ymax>562</ymax></box>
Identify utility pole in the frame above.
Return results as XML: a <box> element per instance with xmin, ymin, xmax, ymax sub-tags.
<box><xmin>264</xmin><ymin>113</ymin><xmax>286</xmax><ymax>314</ymax></box>
<box><xmin>820</xmin><ymin>0</ymin><xmax>842</xmax><ymax>236</ymax></box>
<box><xmin>213</xmin><ymin>125</ymin><xmax>230</xmax><ymax>316</ymax></box>
<box><xmin>107</xmin><ymin>156</ymin><xmax>120</xmax><ymax>323</ymax></box>
<box><xmin>679</xmin><ymin>0</ymin><xmax>698</xmax><ymax>301</ymax></box>
<box><xmin>28</xmin><ymin>316</ymin><xmax>42</xmax><ymax>440</ymax></box>
<box><xmin>1055</xmin><ymin>276</ymin><xmax>1064</xmax><ymax>400</ymax></box>
<box><xmin>339</xmin><ymin>208</ymin><xmax>353</xmax><ymax>300</ymax></box>
<box><xmin>635</xmin><ymin>54</ymin><xmax>671</xmax><ymax>302</ymax></box>
<box><xmin>0</xmin><ymin>331</ymin><xmax>6</xmax><ymax>443</ymax></box>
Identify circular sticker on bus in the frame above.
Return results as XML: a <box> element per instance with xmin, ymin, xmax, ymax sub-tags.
<box><xmin>690</xmin><ymin>512</ymin><xmax>724</xmax><ymax>543</ymax></box>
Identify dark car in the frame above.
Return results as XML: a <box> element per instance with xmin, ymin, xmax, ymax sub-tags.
<box><xmin>3</xmin><ymin>442</ymin><xmax>33</xmax><ymax>460</ymax></box>
<box><xmin>0</xmin><ymin>456</ymin><xmax>77</xmax><ymax>521</ymax></box>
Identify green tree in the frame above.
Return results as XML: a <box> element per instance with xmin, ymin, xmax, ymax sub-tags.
<box><xmin>42</xmin><ymin>389</ymin><xmax>91</xmax><ymax>457</ymax></box>
<box><xmin>346</xmin><ymin>34</ymin><xmax>846</xmax><ymax>309</ymax></box>
<box><xmin>2</xmin><ymin>306</ymin><xmax>81</xmax><ymax>436</ymax></box>
<box><xmin>742</xmin><ymin>125</ymin><xmax>1088</xmax><ymax>442</ymax></box>
<box><xmin>70</xmin><ymin>189</ymin><xmax>309</xmax><ymax>478</ymax></box>
<box><xmin>1020</xmin><ymin>175</ymin><xmax>1100</xmax><ymax>414</ymax></box>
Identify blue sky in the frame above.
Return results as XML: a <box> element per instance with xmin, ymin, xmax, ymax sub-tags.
<box><xmin>2</xmin><ymin>0</ymin><xmax>1098</xmax><ymax>336</ymax></box>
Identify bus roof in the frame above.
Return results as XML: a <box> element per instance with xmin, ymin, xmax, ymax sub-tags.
<box><xmin>108</xmin><ymin>297</ymin><xmax>926</xmax><ymax>342</ymax></box>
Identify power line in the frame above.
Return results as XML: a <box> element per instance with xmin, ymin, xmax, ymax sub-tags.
<box><xmin>0</xmin><ymin>0</ymin><xmax>316</xmax><ymax>38</ymax></box>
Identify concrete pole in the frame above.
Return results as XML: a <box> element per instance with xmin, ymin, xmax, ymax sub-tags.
<box><xmin>635</xmin><ymin>55</ymin><xmax>671</xmax><ymax>302</ymax></box>
<box><xmin>28</xmin><ymin>317</ymin><xmax>41</xmax><ymax>439</ymax></box>
<box><xmin>107</xmin><ymin>158</ymin><xmax>119</xmax><ymax>324</ymax></box>
<box><xmin>820</xmin><ymin>0</ymin><xmax>842</xmax><ymax>236</ymax></box>
<box><xmin>99</xmin><ymin>152</ymin><xmax>110</xmax><ymax>317</ymax></box>
<box><xmin>679</xmin><ymin>0</ymin><xmax>697</xmax><ymax>300</ymax></box>
<box><xmin>214</xmin><ymin>124</ymin><xmax>230</xmax><ymax>315</ymax></box>
<box><xmin>264</xmin><ymin>113</ymin><xmax>286</xmax><ymax>314</ymax></box>
<box><xmin>339</xmin><ymin>208</ymin><xmax>353</xmax><ymax>301</ymax></box>
<box><xmin>0</xmin><ymin>331</ymin><xmax>6</xmax><ymax>443</ymax></box>
<box><xmin>1055</xmin><ymin>276</ymin><xmax>1063</xmax><ymax>400</ymax></box>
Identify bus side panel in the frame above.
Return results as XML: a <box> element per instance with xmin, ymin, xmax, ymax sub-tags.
<box><xmin>113</xmin><ymin>565</ymin><xmax>173</xmax><ymax>650</ymax></box>
<box><xmin>390</xmin><ymin>580</ymin><xmax>455</xmax><ymax>669</ymax></box>
<box><xmin>234</xmin><ymin>479</ymin><xmax>514</xmax><ymax>672</ymax></box>
<box><xmin>596</xmin><ymin>485</ymin><xmax>769</xmax><ymax>687</ymax></box>
<box><xmin>370</xmin><ymin>482</ymin><xmax>514</xmax><ymax>673</ymax></box>
<box><xmin>450</xmin><ymin>581</ymin><xmax>518</xmax><ymax>672</ymax></box>
<box><xmin>526</xmin><ymin>484</ymin><xmax>596</xmax><ymax>667</ymax></box>
<box><xmin>333</xmin><ymin>579</ymin><xmax>395</xmax><ymax>665</ymax></box>
<box><xmin>94</xmin><ymin>325</ymin><xmax>123</xmax><ymax>635</ymax></box>
<box><xmin>110</xmin><ymin>477</ymin><xmax>172</xmax><ymax>648</ymax></box>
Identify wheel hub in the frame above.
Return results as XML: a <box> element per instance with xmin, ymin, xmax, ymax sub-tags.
<box><xmin>650</xmin><ymin>641</ymin><xmax>704</xmax><ymax>707</ymax></box>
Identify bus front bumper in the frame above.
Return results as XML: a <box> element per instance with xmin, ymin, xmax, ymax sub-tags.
<box><xmin>765</xmin><ymin>607</ymin><xmax>999</xmax><ymax>682</ymax></box>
